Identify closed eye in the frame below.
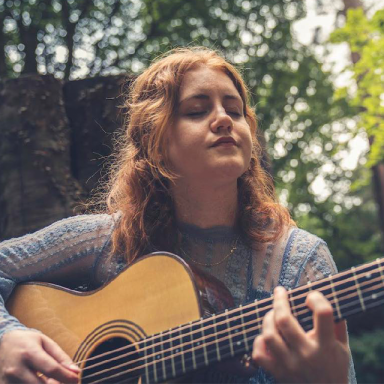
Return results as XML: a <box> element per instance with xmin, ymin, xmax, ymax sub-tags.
<box><xmin>186</xmin><ymin>111</ymin><xmax>207</xmax><ymax>117</ymax></box>
<box><xmin>227</xmin><ymin>110</ymin><xmax>242</xmax><ymax>117</ymax></box>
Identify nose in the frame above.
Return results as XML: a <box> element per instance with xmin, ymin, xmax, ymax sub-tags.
<box><xmin>210</xmin><ymin>108</ymin><xmax>233</xmax><ymax>133</ymax></box>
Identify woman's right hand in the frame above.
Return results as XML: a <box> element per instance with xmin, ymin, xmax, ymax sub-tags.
<box><xmin>0</xmin><ymin>330</ymin><xmax>80</xmax><ymax>383</ymax></box>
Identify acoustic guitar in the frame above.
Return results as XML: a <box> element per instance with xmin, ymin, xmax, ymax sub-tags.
<box><xmin>6</xmin><ymin>252</ymin><xmax>384</xmax><ymax>383</ymax></box>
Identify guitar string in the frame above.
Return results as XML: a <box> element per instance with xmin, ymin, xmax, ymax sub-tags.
<box><xmin>84</xmin><ymin>287</ymin><xmax>384</xmax><ymax>384</ymax></box>
<box><xmin>81</xmin><ymin>271</ymin><xmax>384</xmax><ymax>376</ymax></box>
<box><xmin>75</xmin><ymin>260</ymin><xmax>384</xmax><ymax>370</ymax></box>
<box><xmin>89</xmin><ymin>295</ymin><xmax>384</xmax><ymax>384</ymax></box>
<box><xmin>75</xmin><ymin>258</ymin><xmax>383</xmax><ymax>367</ymax></box>
<box><xmin>82</xmin><ymin>277</ymin><xmax>384</xmax><ymax>378</ymax></box>
<box><xmin>80</xmin><ymin>276</ymin><xmax>384</xmax><ymax>381</ymax></box>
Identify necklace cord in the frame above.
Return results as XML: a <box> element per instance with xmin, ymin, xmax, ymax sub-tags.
<box><xmin>180</xmin><ymin>237</ymin><xmax>239</xmax><ymax>267</ymax></box>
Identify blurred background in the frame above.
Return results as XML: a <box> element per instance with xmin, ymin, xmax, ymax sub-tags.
<box><xmin>0</xmin><ymin>0</ymin><xmax>384</xmax><ymax>381</ymax></box>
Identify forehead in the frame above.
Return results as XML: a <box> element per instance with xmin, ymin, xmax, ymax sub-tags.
<box><xmin>179</xmin><ymin>67</ymin><xmax>240</xmax><ymax>100</ymax></box>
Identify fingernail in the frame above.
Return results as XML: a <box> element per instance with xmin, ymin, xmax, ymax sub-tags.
<box><xmin>274</xmin><ymin>286</ymin><xmax>285</xmax><ymax>294</ymax></box>
<box><xmin>63</xmin><ymin>362</ymin><xmax>81</xmax><ymax>372</ymax></box>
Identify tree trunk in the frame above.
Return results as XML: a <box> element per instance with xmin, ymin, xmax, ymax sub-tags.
<box><xmin>63</xmin><ymin>75</ymin><xmax>129</xmax><ymax>194</ymax></box>
<box><xmin>0</xmin><ymin>75</ymin><xmax>83</xmax><ymax>240</ymax></box>
<box><xmin>0</xmin><ymin>74</ymin><xmax>131</xmax><ymax>240</ymax></box>
<box><xmin>342</xmin><ymin>0</ymin><xmax>384</xmax><ymax>245</ymax></box>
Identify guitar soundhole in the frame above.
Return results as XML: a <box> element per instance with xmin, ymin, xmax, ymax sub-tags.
<box><xmin>81</xmin><ymin>337</ymin><xmax>141</xmax><ymax>384</ymax></box>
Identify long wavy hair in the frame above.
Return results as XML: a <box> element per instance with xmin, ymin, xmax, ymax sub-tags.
<box><xmin>105</xmin><ymin>47</ymin><xmax>294</xmax><ymax>263</ymax></box>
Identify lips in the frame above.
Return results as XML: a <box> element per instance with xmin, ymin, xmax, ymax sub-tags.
<box><xmin>211</xmin><ymin>137</ymin><xmax>237</xmax><ymax>147</ymax></box>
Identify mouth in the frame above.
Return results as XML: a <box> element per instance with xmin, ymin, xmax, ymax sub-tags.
<box><xmin>211</xmin><ymin>137</ymin><xmax>237</xmax><ymax>147</ymax></box>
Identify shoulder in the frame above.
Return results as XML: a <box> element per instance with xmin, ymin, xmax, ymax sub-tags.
<box><xmin>288</xmin><ymin>227</ymin><xmax>327</xmax><ymax>251</ymax></box>
<box><xmin>0</xmin><ymin>213</ymin><xmax>118</xmax><ymax>251</ymax></box>
<box><xmin>279</xmin><ymin>227</ymin><xmax>336</xmax><ymax>288</ymax></box>
<box><xmin>41</xmin><ymin>213</ymin><xmax>118</xmax><ymax>236</ymax></box>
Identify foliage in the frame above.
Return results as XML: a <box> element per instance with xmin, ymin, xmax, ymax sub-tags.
<box><xmin>1</xmin><ymin>0</ymin><xmax>384</xmax><ymax>381</ymax></box>
<box><xmin>0</xmin><ymin>0</ymin><xmax>304</xmax><ymax>79</ymax></box>
<box><xmin>331</xmin><ymin>8</ymin><xmax>384</xmax><ymax>167</ymax></box>
<box><xmin>1</xmin><ymin>0</ymin><xmax>381</xmax><ymax>268</ymax></box>
<box><xmin>350</xmin><ymin>328</ymin><xmax>384</xmax><ymax>383</ymax></box>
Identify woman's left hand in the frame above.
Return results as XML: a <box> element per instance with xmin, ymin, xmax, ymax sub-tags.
<box><xmin>252</xmin><ymin>286</ymin><xmax>350</xmax><ymax>384</ymax></box>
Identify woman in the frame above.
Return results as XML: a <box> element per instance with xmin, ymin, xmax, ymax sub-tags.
<box><xmin>0</xmin><ymin>47</ymin><xmax>354</xmax><ymax>383</ymax></box>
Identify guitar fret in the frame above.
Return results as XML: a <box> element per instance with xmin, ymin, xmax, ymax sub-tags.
<box><xmin>178</xmin><ymin>326</ymin><xmax>186</xmax><ymax>375</ymax></box>
<box><xmin>329</xmin><ymin>276</ymin><xmax>342</xmax><ymax>319</ymax></box>
<box><xmin>152</xmin><ymin>337</ymin><xmax>158</xmax><ymax>383</ymax></box>
<box><xmin>143</xmin><ymin>338</ymin><xmax>150</xmax><ymax>384</ymax></box>
<box><xmin>190</xmin><ymin>323</ymin><xmax>197</xmax><ymax>370</ymax></box>
<box><xmin>166</xmin><ymin>330</ymin><xmax>176</xmax><ymax>378</ymax></box>
<box><xmin>212</xmin><ymin>314</ymin><xmax>221</xmax><ymax>361</ymax></box>
<box><xmin>159</xmin><ymin>332</ymin><xmax>167</xmax><ymax>381</ymax></box>
<box><xmin>200</xmin><ymin>318</ymin><xmax>209</xmax><ymax>366</ymax></box>
<box><xmin>352</xmin><ymin>266</ymin><xmax>366</xmax><ymax>311</ymax></box>
<box><xmin>225</xmin><ymin>309</ymin><xmax>234</xmax><ymax>357</ymax></box>
<box><xmin>289</xmin><ymin>291</ymin><xmax>298</xmax><ymax>318</ymax></box>
<box><xmin>377</xmin><ymin>259</ymin><xmax>384</xmax><ymax>287</ymax></box>
<box><xmin>239</xmin><ymin>304</ymin><xmax>250</xmax><ymax>351</ymax></box>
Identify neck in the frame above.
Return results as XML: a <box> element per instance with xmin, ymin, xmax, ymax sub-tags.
<box><xmin>170</xmin><ymin>179</ymin><xmax>238</xmax><ymax>228</ymax></box>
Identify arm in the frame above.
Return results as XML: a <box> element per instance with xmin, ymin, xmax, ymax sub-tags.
<box><xmin>0</xmin><ymin>213</ymin><xmax>115</xmax><ymax>383</ymax></box>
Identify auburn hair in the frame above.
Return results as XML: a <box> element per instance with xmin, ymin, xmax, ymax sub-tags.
<box><xmin>105</xmin><ymin>47</ymin><xmax>294</xmax><ymax>263</ymax></box>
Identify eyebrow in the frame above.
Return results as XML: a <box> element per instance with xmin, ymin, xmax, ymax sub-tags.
<box><xmin>179</xmin><ymin>93</ymin><xmax>243</xmax><ymax>105</ymax></box>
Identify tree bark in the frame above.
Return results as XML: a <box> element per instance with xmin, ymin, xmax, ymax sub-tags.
<box><xmin>0</xmin><ymin>74</ymin><xmax>131</xmax><ymax>240</ymax></box>
<box><xmin>63</xmin><ymin>75</ymin><xmax>130</xmax><ymax>194</ymax></box>
<box><xmin>0</xmin><ymin>75</ymin><xmax>83</xmax><ymax>240</ymax></box>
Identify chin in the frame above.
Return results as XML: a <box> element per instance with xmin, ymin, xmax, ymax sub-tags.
<box><xmin>214</xmin><ymin>162</ymin><xmax>248</xmax><ymax>180</ymax></box>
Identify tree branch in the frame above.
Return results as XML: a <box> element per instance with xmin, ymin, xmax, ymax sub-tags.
<box><xmin>89</xmin><ymin>0</ymin><xmax>122</xmax><ymax>75</ymax></box>
<box><xmin>15</xmin><ymin>4</ymin><xmax>38</xmax><ymax>75</ymax></box>
<box><xmin>61</xmin><ymin>0</ymin><xmax>93</xmax><ymax>79</ymax></box>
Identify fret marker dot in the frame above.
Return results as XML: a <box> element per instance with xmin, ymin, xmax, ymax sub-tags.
<box><xmin>372</xmin><ymin>293</ymin><xmax>377</xmax><ymax>299</ymax></box>
<box><xmin>176</xmin><ymin>349</ymin><xmax>179</xmax><ymax>353</ymax></box>
<box><xmin>196</xmin><ymin>342</ymin><xmax>200</xmax><ymax>345</ymax></box>
<box><xmin>237</xmin><ymin>341</ymin><xmax>242</xmax><ymax>346</ymax></box>
<box><xmin>366</xmin><ymin>273</ymin><xmax>372</xmax><ymax>279</ymax></box>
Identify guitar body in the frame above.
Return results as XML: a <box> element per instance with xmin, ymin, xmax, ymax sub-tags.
<box><xmin>6</xmin><ymin>253</ymin><xmax>234</xmax><ymax>383</ymax></box>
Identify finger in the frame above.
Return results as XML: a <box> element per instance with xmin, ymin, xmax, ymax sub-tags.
<box><xmin>41</xmin><ymin>335</ymin><xmax>80</xmax><ymax>373</ymax></box>
<box><xmin>334</xmin><ymin>320</ymin><xmax>348</xmax><ymax>345</ymax></box>
<box><xmin>46</xmin><ymin>378</ymin><xmax>61</xmax><ymax>384</ymax></box>
<box><xmin>27</xmin><ymin>352</ymin><xmax>78</xmax><ymax>384</ymax></box>
<box><xmin>6</xmin><ymin>368</ymin><xmax>42</xmax><ymax>384</ymax></box>
<box><xmin>24</xmin><ymin>337</ymin><xmax>79</xmax><ymax>383</ymax></box>
<box><xmin>252</xmin><ymin>334</ymin><xmax>274</xmax><ymax>371</ymax></box>
<box><xmin>306</xmin><ymin>291</ymin><xmax>335</xmax><ymax>344</ymax></box>
<box><xmin>273</xmin><ymin>286</ymin><xmax>306</xmax><ymax>346</ymax></box>
<box><xmin>260</xmin><ymin>309</ymin><xmax>290</xmax><ymax>360</ymax></box>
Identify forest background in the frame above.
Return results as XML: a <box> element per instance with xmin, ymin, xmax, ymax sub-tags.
<box><xmin>0</xmin><ymin>0</ymin><xmax>384</xmax><ymax>382</ymax></box>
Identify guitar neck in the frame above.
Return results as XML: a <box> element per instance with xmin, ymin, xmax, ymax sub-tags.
<box><xmin>143</xmin><ymin>258</ymin><xmax>384</xmax><ymax>383</ymax></box>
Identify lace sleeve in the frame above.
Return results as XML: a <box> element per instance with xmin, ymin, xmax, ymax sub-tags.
<box><xmin>295</xmin><ymin>239</ymin><xmax>338</xmax><ymax>287</ymax></box>
<box><xmin>296</xmin><ymin>239</ymin><xmax>357</xmax><ymax>384</ymax></box>
<box><xmin>0</xmin><ymin>213</ymin><xmax>115</xmax><ymax>344</ymax></box>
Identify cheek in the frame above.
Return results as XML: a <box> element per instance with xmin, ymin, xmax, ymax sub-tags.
<box><xmin>243</xmin><ymin>130</ymin><xmax>253</xmax><ymax>163</ymax></box>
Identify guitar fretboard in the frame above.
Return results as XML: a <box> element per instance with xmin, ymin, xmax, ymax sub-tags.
<box><xmin>141</xmin><ymin>258</ymin><xmax>384</xmax><ymax>383</ymax></box>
